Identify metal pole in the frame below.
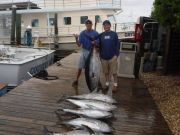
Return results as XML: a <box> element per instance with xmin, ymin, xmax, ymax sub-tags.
<box><xmin>54</xmin><ymin>13</ymin><xmax>59</xmax><ymax>49</ymax></box>
<box><xmin>54</xmin><ymin>13</ymin><xmax>58</xmax><ymax>35</ymax></box>
<box><xmin>44</xmin><ymin>0</ymin><xmax>46</xmax><ymax>8</ymax></box>
<box><xmin>63</xmin><ymin>0</ymin><xmax>64</xmax><ymax>8</ymax></box>
<box><xmin>46</xmin><ymin>13</ymin><xmax>49</xmax><ymax>36</ymax></box>
<box><xmin>94</xmin><ymin>21</ymin><xmax>97</xmax><ymax>31</ymax></box>
<box><xmin>27</xmin><ymin>0</ymin><xmax>30</xmax><ymax>9</ymax></box>
<box><xmin>114</xmin><ymin>23</ymin><xmax>117</xmax><ymax>32</ymax></box>
<box><xmin>11</xmin><ymin>5</ymin><xmax>16</xmax><ymax>45</ymax></box>
<box><xmin>16</xmin><ymin>14</ymin><xmax>21</xmax><ymax>45</ymax></box>
<box><xmin>47</xmin><ymin>13</ymin><xmax>51</xmax><ymax>49</ymax></box>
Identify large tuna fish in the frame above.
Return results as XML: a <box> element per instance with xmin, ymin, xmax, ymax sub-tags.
<box><xmin>58</xmin><ymin>108</ymin><xmax>112</xmax><ymax>119</ymax></box>
<box><xmin>63</xmin><ymin>117</ymin><xmax>112</xmax><ymax>133</ymax></box>
<box><xmin>66</xmin><ymin>99</ymin><xmax>117</xmax><ymax>111</ymax></box>
<box><xmin>44</xmin><ymin>126</ymin><xmax>104</xmax><ymax>135</ymax></box>
<box><xmin>69</xmin><ymin>93</ymin><xmax>117</xmax><ymax>103</ymax></box>
<box><xmin>85</xmin><ymin>45</ymin><xmax>101</xmax><ymax>92</ymax></box>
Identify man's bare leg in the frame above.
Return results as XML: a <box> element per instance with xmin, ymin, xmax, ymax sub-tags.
<box><xmin>72</xmin><ymin>69</ymin><xmax>82</xmax><ymax>86</ymax></box>
<box><xmin>112</xmin><ymin>74</ymin><xmax>118</xmax><ymax>92</ymax></box>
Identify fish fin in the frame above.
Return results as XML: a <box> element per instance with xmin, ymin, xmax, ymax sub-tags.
<box><xmin>81</xmin><ymin>124</ymin><xmax>95</xmax><ymax>135</ymax></box>
<box><xmin>102</xmin><ymin>119</ymin><xmax>113</xmax><ymax>125</ymax></box>
<box><xmin>43</xmin><ymin>126</ymin><xmax>53</xmax><ymax>135</ymax></box>
<box><xmin>78</xmin><ymin>114</ymin><xmax>85</xmax><ymax>118</ymax></box>
<box><xmin>86</xmin><ymin>104</ymin><xmax>97</xmax><ymax>109</ymax></box>
<box><xmin>73</xmin><ymin>126</ymin><xmax>82</xmax><ymax>130</ymax></box>
<box><xmin>102</xmin><ymin>119</ymin><xmax>115</xmax><ymax>131</ymax></box>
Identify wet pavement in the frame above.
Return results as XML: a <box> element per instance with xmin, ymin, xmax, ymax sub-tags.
<box><xmin>112</xmin><ymin>78</ymin><xmax>173</xmax><ymax>135</ymax></box>
<box><xmin>0</xmin><ymin>53</ymin><xmax>173</xmax><ymax>135</ymax></box>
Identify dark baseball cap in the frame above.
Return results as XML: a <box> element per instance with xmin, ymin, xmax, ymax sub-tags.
<box><xmin>85</xmin><ymin>19</ymin><xmax>92</xmax><ymax>24</ymax></box>
<box><xmin>103</xmin><ymin>20</ymin><xmax>111</xmax><ymax>25</ymax></box>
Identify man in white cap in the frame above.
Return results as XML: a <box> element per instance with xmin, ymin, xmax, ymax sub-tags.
<box><xmin>24</xmin><ymin>25</ymin><xmax>32</xmax><ymax>46</ymax></box>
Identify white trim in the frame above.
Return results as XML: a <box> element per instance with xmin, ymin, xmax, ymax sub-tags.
<box><xmin>0</xmin><ymin>7</ymin><xmax>122</xmax><ymax>14</ymax></box>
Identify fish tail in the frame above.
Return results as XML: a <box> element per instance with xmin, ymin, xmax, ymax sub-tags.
<box><xmin>56</xmin><ymin>108</ymin><xmax>64</xmax><ymax>113</ymax></box>
<box><xmin>81</xmin><ymin>124</ymin><xmax>95</xmax><ymax>135</ymax></box>
<box><xmin>55</xmin><ymin>110</ymin><xmax>63</xmax><ymax>124</ymax></box>
<box><xmin>43</xmin><ymin>126</ymin><xmax>53</xmax><ymax>135</ymax></box>
<box><xmin>57</xmin><ymin>94</ymin><xmax>68</xmax><ymax>103</ymax></box>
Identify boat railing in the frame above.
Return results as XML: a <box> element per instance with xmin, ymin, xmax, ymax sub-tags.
<box><xmin>0</xmin><ymin>22</ymin><xmax>135</xmax><ymax>44</ymax></box>
<box><xmin>0</xmin><ymin>0</ymin><xmax>121</xmax><ymax>9</ymax></box>
<box><xmin>20</xmin><ymin>22</ymin><xmax>135</xmax><ymax>37</ymax></box>
<box><xmin>0</xmin><ymin>45</ymin><xmax>16</xmax><ymax>58</ymax></box>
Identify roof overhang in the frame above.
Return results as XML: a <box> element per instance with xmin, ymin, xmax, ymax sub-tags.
<box><xmin>0</xmin><ymin>7</ymin><xmax>122</xmax><ymax>15</ymax></box>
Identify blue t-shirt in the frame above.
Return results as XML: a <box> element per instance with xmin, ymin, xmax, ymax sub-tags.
<box><xmin>99</xmin><ymin>31</ymin><xmax>120</xmax><ymax>60</ymax></box>
<box><xmin>79</xmin><ymin>30</ymin><xmax>99</xmax><ymax>51</ymax></box>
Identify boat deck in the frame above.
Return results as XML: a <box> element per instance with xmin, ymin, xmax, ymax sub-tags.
<box><xmin>0</xmin><ymin>53</ymin><xmax>173</xmax><ymax>135</ymax></box>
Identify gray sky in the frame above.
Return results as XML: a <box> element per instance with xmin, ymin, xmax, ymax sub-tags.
<box><xmin>116</xmin><ymin>0</ymin><xmax>155</xmax><ymax>23</ymax></box>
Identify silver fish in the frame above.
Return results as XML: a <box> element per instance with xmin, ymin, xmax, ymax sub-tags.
<box><xmin>60</xmin><ymin>108</ymin><xmax>112</xmax><ymax>119</ymax></box>
<box><xmin>85</xmin><ymin>46</ymin><xmax>101</xmax><ymax>92</ymax></box>
<box><xmin>44</xmin><ymin>126</ymin><xmax>104</xmax><ymax>135</ymax></box>
<box><xmin>63</xmin><ymin>117</ymin><xmax>112</xmax><ymax>133</ymax></box>
<box><xmin>66</xmin><ymin>99</ymin><xmax>117</xmax><ymax>111</ymax></box>
<box><xmin>70</xmin><ymin>93</ymin><xmax>117</xmax><ymax>103</ymax></box>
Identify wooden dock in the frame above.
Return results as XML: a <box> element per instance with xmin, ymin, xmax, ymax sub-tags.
<box><xmin>0</xmin><ymin>53</ymin><xmax>173</xmax><ymax>135</ymax></box>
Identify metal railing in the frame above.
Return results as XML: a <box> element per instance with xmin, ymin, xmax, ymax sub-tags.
<box><xmin>0</xmin><ymin>22</ymin><xmax>135</xmax><ymax>38</ymax></box>
<box><xmin>19</xmin><ymin>22</ymin><xmax>135</xmax><ymax>37</ymax></box>
<box><xmin>0</xmin><ymin>0</ymin><xmax>121</xmax><ymax>9</ymax></box>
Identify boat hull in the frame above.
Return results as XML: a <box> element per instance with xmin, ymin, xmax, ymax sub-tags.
<box><xmin>0</xmin><ymin>47</ymin><xmax>54</xmax><ymax>86</ymax></box>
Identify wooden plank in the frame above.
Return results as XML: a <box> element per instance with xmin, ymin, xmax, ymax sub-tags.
<box><xmin>0</xmin><ymin>115</ymin><xmax>56</xmax><ymax>126</ymax></box>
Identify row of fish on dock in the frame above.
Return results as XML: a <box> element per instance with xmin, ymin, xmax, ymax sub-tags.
<box><xmin>44</xmin><ymin>93</ymin><xmax>117</xmax><ymax>135</ymax></box>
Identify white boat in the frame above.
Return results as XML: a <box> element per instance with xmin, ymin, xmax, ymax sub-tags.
<box><xmin>0</xmin><ymin>0</ymin><xmax>135</xmax><ymax>49</ymax></box>
<box><xmin>0</xmin><ymin>45</ymin><xmax>54</xmax><ymax>86</ymax></box>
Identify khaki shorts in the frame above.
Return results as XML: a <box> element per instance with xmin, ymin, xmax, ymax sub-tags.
<box><xmin>101</xmin><ymin>56</ymin><xmax>118</xmax><ymax>74</ymax></box>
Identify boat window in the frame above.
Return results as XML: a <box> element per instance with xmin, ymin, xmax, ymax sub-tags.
<box><xmin>31</xmin><ymin>19</ymin><xmax>39</xmax><ymax>27</ymax></box>
<box><xmin>64</xmin><ymin>17</ymin><xmax>71</xmax><ymax>25</ymax></box>
<box><xmin>49</xmin><ymin>18</ymin><xmax>55</xmax><ymax>26</ymax></box>
<box><xmin>107</xmin><ymin>15</ymin><xmax>115</xmax><ymax>23</ymax></box>
<box><xmin>95</xmin><ymin>15</ymin><xmax>102</xmax><ymax>23</ymax></box>
<box><xmin>80</xmin><ymin>16</ymin><xmax>88</xmax><ymax>24</ymax></box>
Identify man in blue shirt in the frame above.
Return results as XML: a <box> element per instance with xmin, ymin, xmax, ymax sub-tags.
<box><xmin>99</xmin><ymin>20</ymin><xmax>120</xmax><ymax>92</ymax></box>
<box><xmin>72</xmin><ymin>19</ymin><xmax>99</xmax><ymax>87</ymax></box>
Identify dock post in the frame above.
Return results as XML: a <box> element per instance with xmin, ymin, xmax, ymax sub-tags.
<box><xmin>115</xmin><ymin>23</ymin><xmax>117</xmax><ymax>32</ymax></box>
<box><xmin>16</xmin><ymin>14</ymin><xmax>21</xmax><ymax>45</ymax></box>
<box><xmin>54</xmin><ymin>13</ymin><xmax>59</xmax><ymax>49</ymax></box>
<box><xmin>11</xmin><ymin>5</ymin><xmax>17</xmax><ymax>45</ymax></box>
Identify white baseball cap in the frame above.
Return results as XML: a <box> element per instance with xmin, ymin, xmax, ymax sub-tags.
<box><xmin>27</xmin><ymin>25</ymin><xmax>32</xmax><ymax>29</ymax></box>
